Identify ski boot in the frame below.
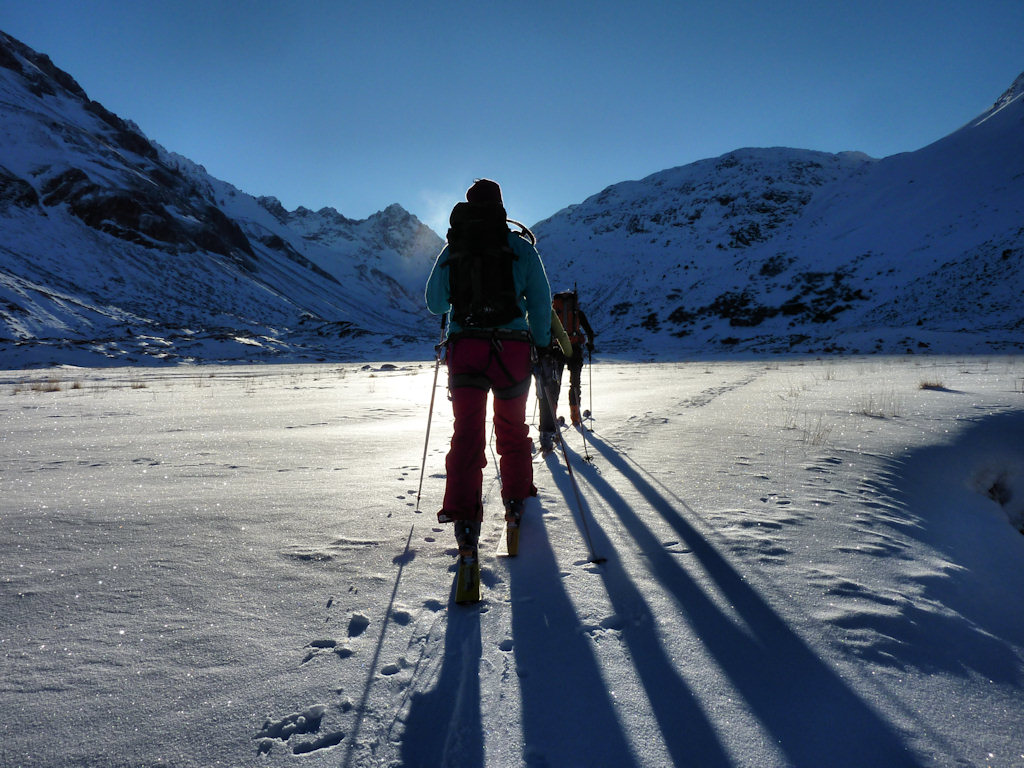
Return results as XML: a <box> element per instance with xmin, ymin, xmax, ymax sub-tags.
<box><xmin>539</xmin><ymin>430</ymin><xmax>556</xmax><ymax>455</ymax></box>
<box><xmin>570</xmin><ymin>403</ymin><xmax>582</xmax><ymax>426</ymax></box>
<box><xmin>454</xmin><ymin>519</ymin><xmax>480</xmax><ymax>559</ymax></box>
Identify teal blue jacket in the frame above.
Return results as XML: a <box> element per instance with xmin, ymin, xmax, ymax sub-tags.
<box><xmin>425</xmin><ymin>232</ymin><xmax>552</xmax><ymax>347</ymax></box>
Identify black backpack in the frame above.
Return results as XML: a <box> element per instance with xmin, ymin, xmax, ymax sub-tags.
<box><xmin>553</xmin><ymin>290</ymin><xmax>582</xmax><ymax>342</ymax></box>
<box><xmin>444</xmin><ymin>201</ymin><xmax>522</xmax><ymax>328</ymax></box>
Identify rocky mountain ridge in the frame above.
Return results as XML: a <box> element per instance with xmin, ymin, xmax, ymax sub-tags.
<box><xmin>0</xmin><ymin>30</ymin><xmax>441</xmax><ymax>367</ymax></box>
<box><xmin>533</xmin><ymin>74</ymin><xmax>1024</xmax><ymax>356</ymax></box>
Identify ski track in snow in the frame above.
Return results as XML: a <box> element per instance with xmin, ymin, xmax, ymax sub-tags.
<box><xmin>0</xmin><ymin>359</ymin><xmax>1022</xmax><ymax>767</ymax></box>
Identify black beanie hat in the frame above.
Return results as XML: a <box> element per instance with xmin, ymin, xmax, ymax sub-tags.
<box><xmin>466</xmin><ymin>178</ymin><xmax>503</xmax><ymax>204</ymax></box>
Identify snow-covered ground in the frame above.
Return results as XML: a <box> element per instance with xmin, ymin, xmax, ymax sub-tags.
<box><xmin>1</xmin><ymin>357</ymin><xmax>1023</xmax><ymax>767</ymax></box>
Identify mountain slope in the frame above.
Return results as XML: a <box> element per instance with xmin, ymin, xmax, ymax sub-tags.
<box><xmin>2</xmin><ymin>28</ymin><xmax>1020</xmax><ymax>366</ymax></box>
<box><xmin>534</xmin><ymin>73</ymin><xmax>1024</xmax><ymax>356</ymax></box>
<box><xmin>0</xmin><ymin>30</ymin><xmax>442</xmax><ymax>368</ymax></box>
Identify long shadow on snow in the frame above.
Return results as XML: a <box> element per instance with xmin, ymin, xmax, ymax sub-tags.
<box><xmin>582</xmin><ymin>432</ymin><xmax>925</xmax><ymax>768</ymax></box>
<box><xmin>506</xmin><ymin>484</ymin><xmax>642</xmax><ymax>768</ymax></box>
<box><xmin>540</xmin><ymin>450</ymin><xmax>733</xmax><ymax>766</ymax></box>
<box><xmin>399</xmin><ymin>578</ymin><xmax>484</xmax><ymax>767</ymax></box>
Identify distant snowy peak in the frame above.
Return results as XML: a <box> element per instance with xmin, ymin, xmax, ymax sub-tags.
<box><xmin>0</xmin><ymin>30</ymin><xmax>257</xmax><ymax>265</ymax></box>
<box><xmin>361</xmin><ymin>203</ymin><xmax>443</xmax><ymax>262</ymax></box>
<box><xmin>0</xmin><ymin>31</ymin><xmax>84</xmax><ymax>98</ymax></box>
<box><xmin>258</xmin><ymin>197</ymin><xmax>357</xmax><ymax>246</ymax></box>
<box><xmin>992</xmin><ymin>70</ymin><xmax>1024</xmax><ymax>108</ymax></box>
<box><xmin>255</xmin><ymin>197</ymin><xmax>442</xmax><ymax>265</ymax></box>
<box><xmin>0</xmin><ymin>31</ymin><xmax>156</xmax><ymax>170</ymax></box>
<box><xmin>970</xmin><ymin>70</ymin><xmax>1024</xmax><ymax>126</ymax></box>
<box><xmin>538</xmin><ymin>147</ymin><xmax>872</xmax><ymax>258</ymax></box>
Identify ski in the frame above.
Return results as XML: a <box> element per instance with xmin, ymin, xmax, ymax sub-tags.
<box><xmin>452</xmin><ymin>520</ymin><xmax>482</xmax><ymax>604</ymax></box>
<box><xmin>454</xmin><ymin>555</ymin><xmax>481</xmax><ymax>604</ymax></box>
<box><xmin>505</xmin><ymin>519</ymin><xmax>520</xmax><ymax>556</ymax></box>
<box><xmin>503</xmin><ymin>499</ymin><xmax>524</xmax><ymax>557</ymax></box>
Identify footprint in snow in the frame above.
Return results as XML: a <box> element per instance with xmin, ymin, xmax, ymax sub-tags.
<box><xmin>348</xmin><ymin>613</ymin><xmax>370</xmax><ymax>637</ymax></box>
<box><xmin>255</xmin><ymin>704</ymin><xmax>345</xmax><ymax>756</ymax></box>
<box><xmin>302</xmin><ymin>638</ymin><xmax>349</xmax><ymax>664</ymax></box>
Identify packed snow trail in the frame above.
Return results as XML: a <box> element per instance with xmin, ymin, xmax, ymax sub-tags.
<box><xmin>400</xmin><ymin>362</ymin><xmax>933</xmax><ymax>767</ymax></box>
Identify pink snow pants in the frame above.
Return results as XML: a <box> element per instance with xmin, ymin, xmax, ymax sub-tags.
<box><xmin>440</xmin><ymin>336</ymin><xmax>536</xmax><ymax>523</ymax></box>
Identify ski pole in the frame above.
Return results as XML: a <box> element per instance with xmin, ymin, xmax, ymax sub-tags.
<box><xmin>588</xmin><ymin>346</ymin><xmax>593</xmax><ymax>419</ymax></box>
<box><xmin>577</xmin><ymin>399</ymin><xmax>593</xmax><ymax>463</ymax></box>
<box><xmin>488</xmin><ymin>418</ymin><xmax>501</xmax><ymax>481</ymax></box>
<box><xmin>415</xmin><ymin>316</ymin><xmax>447</xmax><ymax>513</ymax></box>
<box><xmin>571</xmin><ymin>348</ymin><xmax>592</xmax><ymax>462</ymax></box>
<box><xmin>569</xmin><ymin>348</ymin><xmax>593</xmax><ymax>462</ymax></box>
<box><xmin>537</xmin><ymin>355</ymin><xmax>605</xmax><ymax>564</ymax></box>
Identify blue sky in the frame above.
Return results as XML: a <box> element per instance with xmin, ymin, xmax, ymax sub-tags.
<box><xmin>3</xmin><ymin>1</ymin><xmax>1023</xmax><ymax>235</ymax></box>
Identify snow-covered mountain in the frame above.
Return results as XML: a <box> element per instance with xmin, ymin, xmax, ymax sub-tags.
<box><xmin>0</xmin><ymin>30</ymin><xmax>442</xmax><ymax>368</ymax></box>
<box><xmin>1</xmin><ymin>27</ymin><xmax>1021</xmax><ymax>367</ymax></box>
<box><xmin>535</xmin><ymin>73</ymin><xmax>1024</xmax><ymax>356</ymax></box>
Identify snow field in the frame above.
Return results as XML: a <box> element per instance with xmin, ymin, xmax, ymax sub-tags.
<box><xmin>1</xmin><ymin>357</ymin><xmax>1022</xmax><ymax>767</ymax></box>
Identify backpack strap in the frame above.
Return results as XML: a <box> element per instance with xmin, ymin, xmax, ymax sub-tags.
<box><xmin>447</xmin><ymin>331</ymin><xmax>533</xmax><ymax>399</ymax></box>
<box><xmin>507</xmin><ymin>219</ymin><xmax>536</xmax><ymax>245</ymax></box>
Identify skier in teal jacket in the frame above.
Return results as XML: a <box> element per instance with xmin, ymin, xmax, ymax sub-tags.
<box><xmin>424</xmin><ymin>179</ymin><xmax>552</xmax><ymax>564</ymax></box>
<box><xmin>426</xmin><ymin>230</ymin><xmax>552</xmax><ymax>347</ymax></box>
